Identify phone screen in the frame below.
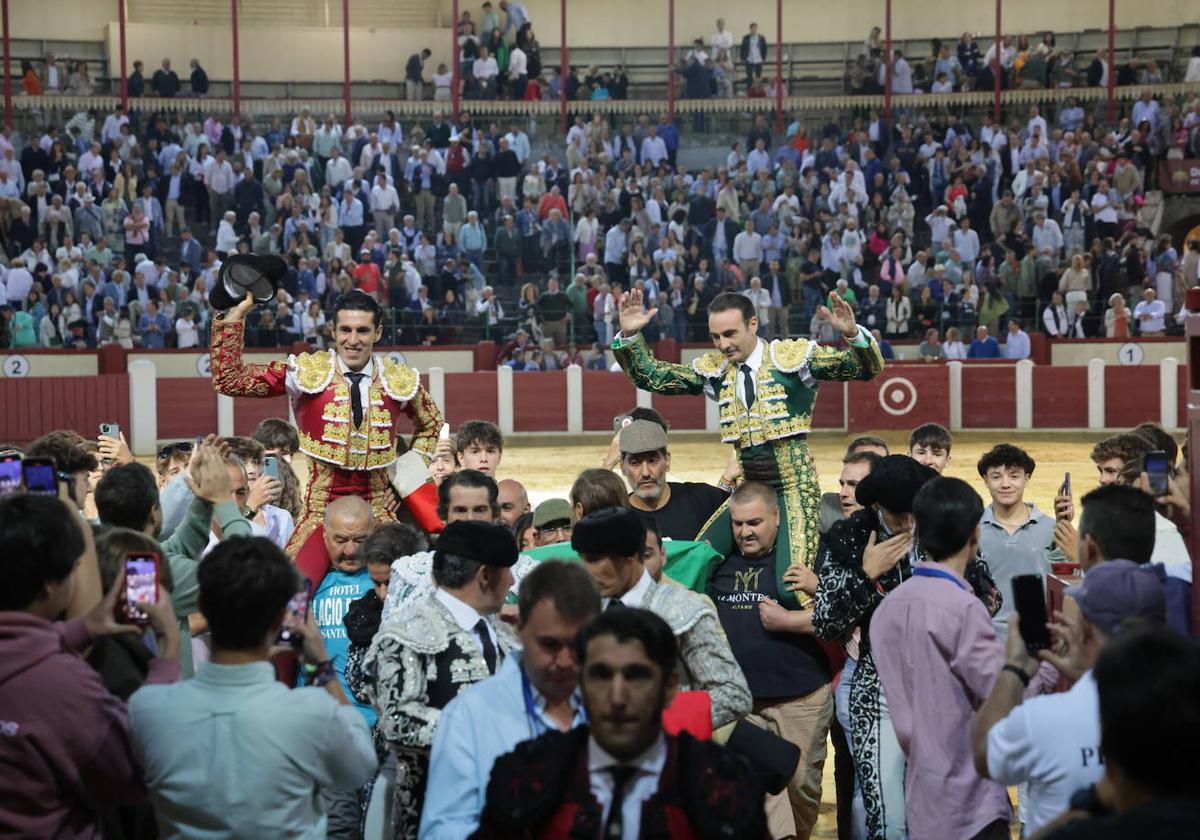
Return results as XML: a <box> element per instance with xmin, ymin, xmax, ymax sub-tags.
<box><xmin>277</xmin><ymin>581</ymin><xmax>311</xmax><ymax>646</ymax></box>
<box><xmin>1012</xmin><ymin>574</ymin><xmax>1051</xmax><ymax>653</ymax></box>
<box><xmin>0</xmin><ymin>454</ymin><xmax>22</xmax><ymax>497</ymax></box>
<box><xmin>1145</xmin><ymin>450</ymin><xmax>1169</xmax><ymax>497</ymax></box>
<box><xmin>124</xmin><ymin>554</ymin><xmax>159</xmax><ymax>623</ymax></box>
<box><xmin>263</xmin><ymin>455</ymin><xmax>280</xmax><ymax>480</ymax></box>
<box><xmin>22</xmin><ymin>460</ymin><xmax>58</xmax><ymax>496</ymax></box>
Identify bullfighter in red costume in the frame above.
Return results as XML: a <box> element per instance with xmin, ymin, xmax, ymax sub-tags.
<box><xmin>210</xmin><ymin>288</ymin><xmax>442</xmax><ymax>586</ymax></box>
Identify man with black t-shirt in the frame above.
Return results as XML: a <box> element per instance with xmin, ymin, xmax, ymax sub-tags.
<box><xmin>707</xmin><ymin>480</ymin><xmax>832</xmax><ymax>840</ymax></box>
<box><xmin>619</xmin><ymin>419</ymin><xmax>727</xmax><ymax>541</ymax></box>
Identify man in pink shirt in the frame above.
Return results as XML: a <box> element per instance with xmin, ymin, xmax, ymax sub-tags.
<box><xmin>869</xmin><ymin>477</ymin><xmax>1055</xmax><ymax>840</ymax></box>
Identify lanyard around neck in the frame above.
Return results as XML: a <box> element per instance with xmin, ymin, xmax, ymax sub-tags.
<box><xmin>521</xmin><ymin>665</ymin><xmax>585</xmax><ymax>739</ymax></box>
<box><xmin>911</xmin><ymin>566</ymin><xmax>968</xmax><ymax>591</ymax></box>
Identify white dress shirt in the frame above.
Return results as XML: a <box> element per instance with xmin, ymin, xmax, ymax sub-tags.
<box><xmin>434</xmin><ymin>587</ymin><xmax>497</xmax><ymax>655</ymax></box>
<box><xmin>587</xmin><ymin>733</ymin><xmax>668</xmax><ymax>840</ymax></box>
<box><xmin>609</xmin><ymin>567</ymin><xmax>654</xmax><ymax>611</ymax></box>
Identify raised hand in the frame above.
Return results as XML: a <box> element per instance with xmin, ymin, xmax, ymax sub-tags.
<box><xmin>220</xmin><ymin>292</ymin><xmax>257</xmax><ymax>323</ymax></box>
<box><xmin>862</xmin><ymin>530</ymin><xmax>912</xmax><ymax>580</ymax></box>
<box><xmin>617</xmin><ymin>288</ymin><xmax>656</xmax><ymax>337</ymax></box>
<box><xmin>817</xmin><ymin>291</ymin><xmax>860</xmax><ymax>336</ymax></box>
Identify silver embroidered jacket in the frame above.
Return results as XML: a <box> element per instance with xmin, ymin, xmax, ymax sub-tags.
<box><xmin>640</xmin><ymin>579</ymin><xmax>751</xmax><ymax>728</ymax></box>
<box><xmin>381</xmin><ymin>550</ymin><xmax>540</xmax><ymax>624</ymax></box>
<box><xmin>364</xmin><ymin>595</ymin><xmax>516</xmax><ymax>752</ymax></box>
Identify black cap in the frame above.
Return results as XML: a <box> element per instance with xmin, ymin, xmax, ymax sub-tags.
<box><xmin>855</xmin><ymin>455</ymin><xmax>938</xmax><ymax>513</ymax></box>
<box><xmin>571</xmin><ymin>507</ymin><xmax>646</xmax><ymax>557</ymax></box>
<box><xmin>724</xmin><ymin>719</ymin><xmax>802</xmax><ymax>795</ymax></box>
<box><xmin>434</xmin><ymin>520</ymin><xmax>518</xmax><ymax>568</ymax></box>
<box><xmin>209</xmin><ymin>254</ymin><xmax>287</xmax><ymax>311</ymax></box>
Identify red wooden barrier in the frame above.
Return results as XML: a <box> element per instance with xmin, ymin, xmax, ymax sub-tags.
<box><xmin>513</xmin><ymin>371</ymin><xmax>568</xmax><ymax>432</ymax></box>
<box><xmin>1032</xmin><ymin>367</ymin><xmax>1088</xmax><ymax>428</ymax></box>
<box><xmin>847</xmin><ymin>365</ymin><xmax>949</xmax><ymax>431</ymax></box>
<box><xmin>582</xmin><ymin>372</ymin><xmax>638</xmax><ymax>431</ymax></box>
<box><xmin>233</xmin><ymin>394</ymin><xmax>291</xmax><ymax>437</ymax></box>
<box><xmin>443</xmin><ymin>372</ymin><xmax>499</xmax><ymax>426</ymax></box>
<box><xmin>812</xmin><ymin>382</ymin><xmax>846</xmax><ymax>429</ymax></box>
<box><xmin>0</xmin><ymin>375</ymin><xmax>129</xmax><ymax>444</ymax></box>
<box><xmin>156</xmin><ymin>379</ymin><xmax>216</xmax><ymax>440</ymax></box>
<box><xmin>1105</xmin><ymin>366</ymin><xmax>1160</xmax><ymax>430</ymax></box>
<box><xmin>961</xmin><ymin>365</ymin><xmax>1016</xmax><ymax>428</ymax></box>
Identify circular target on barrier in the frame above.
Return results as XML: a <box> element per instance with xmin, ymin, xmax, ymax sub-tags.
<box><xmin>878</xmin><ymin>376</ymin><xmax>918</xmax><ymax>416</ymax></box>
<box><xmin>195</xmin><ymin>354</ymin><xmax>212</xmax><ymax>378</ymax></box>
<box><xmin>385</xmin><ymin>351</ymin><xmax>408</xmax><ymax>368</ymax></box>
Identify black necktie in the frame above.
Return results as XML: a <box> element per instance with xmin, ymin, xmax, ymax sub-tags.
<box><xmin>604</xmin><ymin>765</ymin><xmax>638</xmax><ymax>840</ymax></box>
<box><xmin>347</xmin><ymin>372</ymin><xmax>366</xmax><ymax>427</ymax></box>
<box><xmin>474</xmin><ymin>618</ymin><xmax>497</xmax><ymax>675</ymax></box>
<box><xmin>742</xmin><ymin>364</ymin><xmax>756</xmax><ymax>409</ymax></box>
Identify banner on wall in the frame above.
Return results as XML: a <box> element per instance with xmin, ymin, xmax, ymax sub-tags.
<box><xmin>1157</xmin><ymin>159</ymin><xmax>1200</xmax><ymax>193</ymax></box>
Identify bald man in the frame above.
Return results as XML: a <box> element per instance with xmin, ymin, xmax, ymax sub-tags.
<box><xmin>312</xmin><ymin>495</ymin><xmax>379</xmax><ymax>732</ymax></box>
<box><xmin>323</xmin><ymin>495</ymin><xmax>375</xmax><ymax>574</ymax></box>
<box><xmin>496</xmin><ymin>478</ymin><xmax>530</xmax><ymax>529</ymax></box>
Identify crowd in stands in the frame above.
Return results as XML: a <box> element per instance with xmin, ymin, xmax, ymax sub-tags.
<box><xmin>3</xmin><ymin>17</ymin><xmax>1200</xmax><ymax>362</ymax></box>
<box><xmin>1</xmin><ymin>393</ymin><xmax>1196</xmax><ymax>839</ymax></box>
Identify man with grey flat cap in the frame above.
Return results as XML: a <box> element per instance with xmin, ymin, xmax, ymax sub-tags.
<box><xmin>366</xmin><ymin>519</ymin><xmax>519</xmax><ymax>839</ymax></box>
<box><xmin>618</xmin><ymin>418</ymin><xmax>729</xmax><ymax>541</ymax></box>
<box><xmin>572</xmin><ymin>507</ymin><xmax>751</xmax><ymax>728</ymax></box>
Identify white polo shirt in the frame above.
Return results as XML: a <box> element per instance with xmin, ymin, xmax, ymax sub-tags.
<box><xmin>986</xmin><ymin>671</ymin><xmax>1103</xmax><ymax>834</ymax></box>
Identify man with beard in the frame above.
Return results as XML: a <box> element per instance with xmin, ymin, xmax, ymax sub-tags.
<box><xmin>619</xmin><ymin>419</ymin><xmax>728</xmax><ymax>541</ymax></box>
<box><xmin>472</xmin><ymin>608</ymin><xmax>767</xmax><ymax>839</ymax></box>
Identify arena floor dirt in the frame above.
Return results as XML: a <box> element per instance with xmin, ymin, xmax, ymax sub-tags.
<box><xmin>281</xmin><ymin>430</ymin><xmax>1097</xmax><ymax>837</ymax></box>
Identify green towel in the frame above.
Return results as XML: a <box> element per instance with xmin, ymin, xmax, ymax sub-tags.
<box><xmin>513</xmin><ymin>539</ymin><xmax>723</xmax><ymax>598</ymax></box>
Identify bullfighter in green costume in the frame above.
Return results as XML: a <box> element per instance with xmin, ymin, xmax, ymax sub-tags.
<box><xmin>612</xmin><ymin>289</ymin><xmax>884</xmax><ymax>608</ymax></box>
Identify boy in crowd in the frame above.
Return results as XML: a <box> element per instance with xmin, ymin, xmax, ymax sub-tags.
<box><xmin>908</xmin><ymin>422</ymin><xmax>952</xmax><ymax>473</ymax></box>
<box><xmin>252</xmin><ymin>417</ymin><xmax>301</xmax><ymax>465</ymax></box>
<box><xmin>976</xmin><ymin>444</ymin><xmax>1054</xmax><ymax>640</ymax></box>
<box><xmin>456</xmin><ymin>420</ymin><xmax>504</xmax><ymax>476</ymax></box>
<box><xmin>871</xmin><ymin>477</ymin><xmax>1056</xmax><ymax>840</ymax></box>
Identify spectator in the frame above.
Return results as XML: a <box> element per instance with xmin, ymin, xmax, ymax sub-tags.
<box><xmin>405</xmin><ymin>48</ymin><xmax>431</xmax><ymax>101</ymax></box>
<box><xmin>617</xmin><ymin>419</ymin><xmax>728</xmax><ymax>540</ymax></box>
<box><xmin>0</xmin><ymin>493</ymin><xmax>179</xmax><ymax>837</ymax></box>
<box><xmin>740</xmin><ymin>23</ymin><xmax>768</xmax><ymax>89</ymax></box>
<box><xmin>976</xmin><ymin>444</ymin><xmax>1054</xmax><ymax>640</ymax></box>
<box><xmin>129</xmin><ymin>536</ymin><xmax>375</xmax><ymax>836</ymax></box>
<box><xmin>967</xmin><ymin>325</ymin><xmax>1001</xmax><ymax>358</ymax></box>
<box><xmin>1034</xmin><ymin>629</ymin><xmax>1200</xmax><ymax>838</ymax></box>
<box><xmin>1134</xmin><ymin>286</ymin><xmax>1165</xmax><ymax>335</ymax></box>
<box><xmin>1004</xmin><ymin>319</ymin><xmax>1030</xmax><ymax>359</ymax></box>
<box><xmin>917</xmin><ymin>327</ymin><xmax>945</xmax><ymax>362</ymax></box>
<box><xmin>871</xmin><ymin>476</ymin><xmax>1054</xmax><ymax>840</ymax></box>
<box><xmin>973</xmin><ymin>552</ymin><xmax>1167</xmax><ymax>836</ymax></box>
<box><xmin>151</xmin><ymin>58</ymin><xmax>179</xmax><ymax>97</ymax></box>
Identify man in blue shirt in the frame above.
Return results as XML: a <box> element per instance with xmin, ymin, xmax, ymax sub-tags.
<box><xmin>137</xmin><ymin>299</ymin><xmax>171</xmax><ymax>348</ymax></box>
<box><xmin>310</xmin><ymin>495</ymin><xmax>376</xmax><ymax>725</ymax></box>
<box><xmin>420</xmin><ymin>560</ymin><xmax>598</xmax><ymax>839</ymax></box>
<box><xmin>129</xmin><ymin>537</ymin><xmax>375</xmax><ymax>838</ymax></box>
<box><xmin>967</xmin><ymin>325</ymin><xmax>1002</xmax><ymax>358</ymax></box>
<box><xmin>1004</xmin><ymin>319</ymin><xmax>1031</xmax><ymax>360</ymax></box>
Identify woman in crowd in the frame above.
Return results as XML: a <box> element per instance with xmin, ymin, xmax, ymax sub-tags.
<box><xmin>1105</xmin><ymin>292</ymin><xmax>1131</xmax><ymax>338</ymax></box>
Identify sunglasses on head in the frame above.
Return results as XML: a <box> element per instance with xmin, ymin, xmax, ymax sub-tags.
<box><xmin>156</xmin><ymin>441</ymin><xmax>195</xmax><ymax>460</ymax></box>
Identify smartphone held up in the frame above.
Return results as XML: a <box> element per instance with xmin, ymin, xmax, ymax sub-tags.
<box><xmin>1012</xmin><ymin>574</ymin><xmax>1052</xmax><ymax>654</ymax></box>
<box><xmin>277</xmin><ymin>581</ymin><xmax>312</xmax><ymax>647</ymax></box>
<box><xmin>123</xmin><ymin>552</ymin><xmax>160</xmax><ymax>625</ymax></box>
